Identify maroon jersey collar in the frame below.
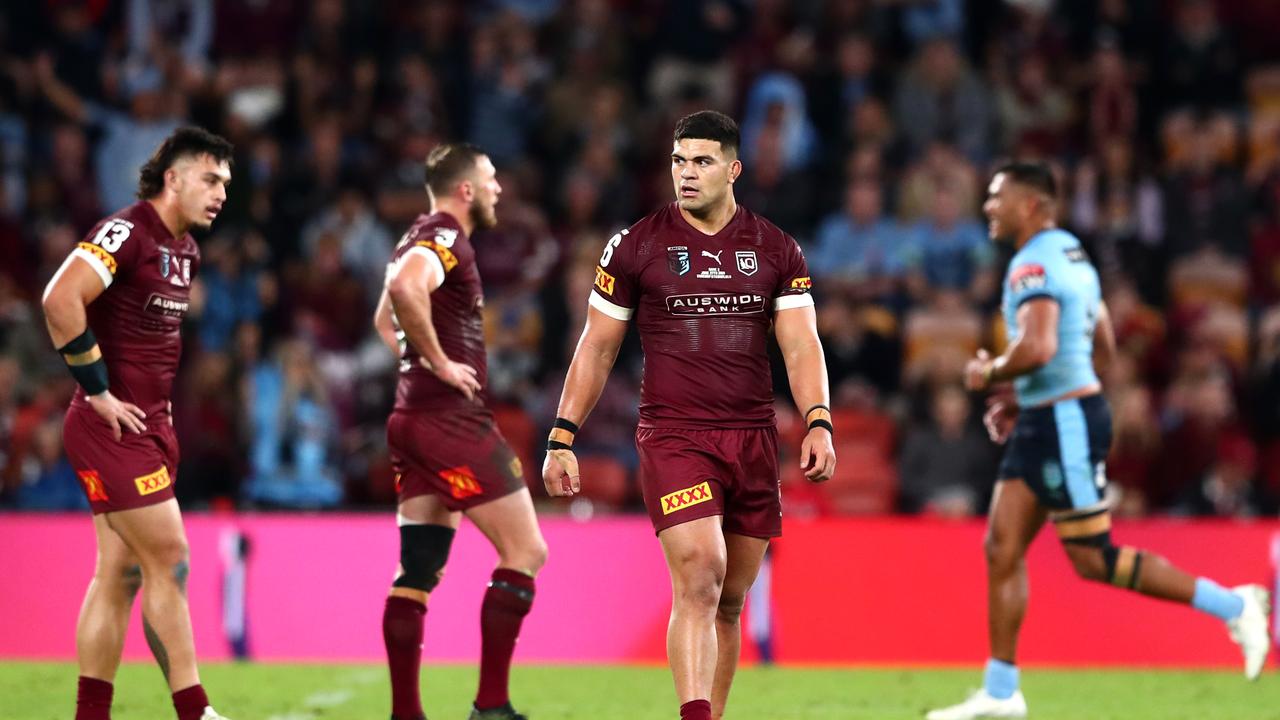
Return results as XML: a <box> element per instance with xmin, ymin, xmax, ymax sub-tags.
<box><xmin>135</xmin><ymin>200</ymin><xmax>186</xmax><ymax>245</ymax></box>
<box><xmin>671</xmin><ymin>202</ymin><xmax>743</xmax><ymax>243</ymax></box>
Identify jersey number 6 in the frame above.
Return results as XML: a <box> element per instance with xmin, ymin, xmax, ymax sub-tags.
<box><xmin>599</xmin><ymin>229</ymin><xmax>628</xmax><ymax>267</ymax></box>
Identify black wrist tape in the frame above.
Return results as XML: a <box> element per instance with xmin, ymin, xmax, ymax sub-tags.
<box><xmin>59</xmin><ymin>329</ymin><xmax>108</xmax><ymax>396</ymax></box>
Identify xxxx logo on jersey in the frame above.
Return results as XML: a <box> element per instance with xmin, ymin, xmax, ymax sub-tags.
<box><xmin>660</xmin><ymin>481</ymin><xmax>714</xmax><ymax>515</ymax></box>
<box><xmin>77</xmin><ymin>470</ymin><xmax>109</xmax><ymax>502</ymax></box>
<box><xmin>594</xmin><ymin>265</ymin><xmax>616</xmax><ymax>295</ymax></box>
<box><xmin>440</xmin><ymin>465</ymin><xmax>482</xmax><ymax>500</ymax></box>
<box><xmin>134</xmin><ymin>467</ymin><xmax>172</xmax><ymax>496</ymax></box>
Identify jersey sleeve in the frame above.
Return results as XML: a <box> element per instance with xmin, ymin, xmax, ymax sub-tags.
<box><xmin>72</xmin><ymin>215</ymin><xmax>145</xmax><ymax>289</ymax></box>
<box><xmin>405</xmin><ymin>225</ymin><xmax>462</xmax><ymax>282</ymax></box>
<box><xmin>773</xmin><ymin>234</ymin><xmax>815</xmax><ymax>311</ymax></box>
<box><xmin>588</xmin><ymin>227</ymin><xmax>638</xmax><ymax>321</ymax></box>
<box><xmin>1006</xmin><ymin>253</ymin><xmax>1058</xmax><ymax>307</ymax></box>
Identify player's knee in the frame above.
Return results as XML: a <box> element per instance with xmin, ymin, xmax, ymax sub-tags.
<box><xmin>144</xmin><ymin>537</ymin><xmax>190</xmax><ymax>577</ymax></box>
<box><xmin>716</xmin><ymin>591</ymin><xmax>747</xmax><ymax>625</ymax></box>
<box><xmin>1063</xmin><ymin>544</ymin><xmax>1107</xmax><ymax>582</ymax></box>
<box><xmin>670</xmin><ymin>552</ymin><xmax>725</xmax><ymax>610</ymax></box>
<box><xmin>393</xmin><ymin>524</ymin><xmax>455</xmax><ymax>593</ymax></box>
<box><xmin>983</xmin><ymin>530</ymin><xmax>1019</xmax><ymax>572</ymax></box>
<box><xmin>523</xmin><ymin>536</ymin><xmax>549</xmax><ymax>575</ymax></box>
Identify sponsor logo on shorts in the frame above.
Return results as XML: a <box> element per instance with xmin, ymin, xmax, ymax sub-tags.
<box><xmin>134</xmin><ymin>467</ymin><xmax>172</xmax><ymax>496</ymax></box>
<box><xmin>1009</xmin><ymin>263</ymin><xmax>1047</xmax><ymax>294</ymax></box>
<box><xmin>594</xmin><ymin>265</ymin><xmax>616</xmax><ymax>295</ymax></box>
<box><xmin>661</xmin><ymin>481</ymin><xmax>713</xmax><ymax>515</ymax></box>
<box><xmin>145</xmin><ymin>293</ymin><xmax>190</xmax><ymax>319</ymax></box>
<box><xmin>790</xmin><ymin>276</ymin><xmax>812</xmax><ymax>290</ymax></box>
<box><xmin>665</xmin><ymin>293</ymin><xmax>766</xmax><ymax>316</ymax></box>
<box><xmin>77</xmin><ymin>242</ymin><xmax>118</xmax><ymax>274</ymax></box>
<box><xmin>78</xmin><ymin>470</ymin><xmax>109</xmax><ymax>502</ymax></box>
<box><xmin>440</xmin><ymin>465</ymin><xmax>482</xmax><ymax>500</ymax></box>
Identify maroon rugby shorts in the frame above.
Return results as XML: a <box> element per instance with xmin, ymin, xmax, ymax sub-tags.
<box><xmin>387</xmin><ymin>409</ymin><xmax>525</xmax><ymax>511</ymax></box>
<box><xmin>636</xmin><ymin>426</ymin><xmax>781</xmax><ymax>538</ymax></box>
<box><xmin>63</xmin><ymin>406</ymin><xmax>179</xmax><ymax>515</ymax></box>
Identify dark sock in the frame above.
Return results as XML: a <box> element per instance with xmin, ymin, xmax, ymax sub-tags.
<box><xmin>172</xmin><ymin>684</ymin><xmax>209</xmax><ymax>720</ymax></box>
<box><xmin>383</xmin><ymin>596</ymin><xmax>427</xmax><ymax>720</ymax></box>
<box><xmin>76</xmin><ymin>676</ymin><xmax>113</xmax><ymax>720</ymax></box>
<box><xmin>475</xmin><ymin>568</ymin><xmax>535</xmax><ymax>710</ymax></box>
<box><xmin>680</xmin><ymin>699</ymin><xmax>712</xmax><ymax>720</ymax></box>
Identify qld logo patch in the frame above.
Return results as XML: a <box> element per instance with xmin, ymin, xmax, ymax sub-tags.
<box><xmin>78</xmin><ymin>470</ymin><xmax>109</xmax><ymax>502</ymax></box>
<box><xmin>440</xmin><ymin>465</ymin><xmax>482</xmax><ymax>500</ymax></box>
<box><xmin>735</xmin><ymin>250</ymin><xmax>758</xmax><ymax>276</ymax></box>
<box><xmin>1009</xmin><ymin>263</ymin><xmax>1047</xmax><ymax>294</ymax></box>
<box><xmin>660</xmin><ymin>481</ymin><xmax>714</xmax><ymax>515</ymax></box>
<box><xmin>667</xmin><ymin>246</ymin><xmax>690</xmax><ymax>276</ymax></box>
<box><xmin>134</xmin><ymin>467</ymin><xmax>172</xmax><ymax>496</ymax></box>
<box><xmin>594</xmin><ymin>265</ymin><xmax>616</xmax><ymax>295</ymax></box>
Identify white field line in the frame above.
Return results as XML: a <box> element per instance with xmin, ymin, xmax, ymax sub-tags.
<box><xmin>265</xmin><ymin>668</ymin><xmax>381</xmax><ymax>720</ymax></box>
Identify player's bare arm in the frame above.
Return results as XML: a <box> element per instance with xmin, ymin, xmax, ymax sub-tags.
<box><xmin>386</xmin><ymin>251</ymin><xmax>480</xmax><ymax>400</ymax></box>
<box><xmin>1092</xmin><ymin>300</ymin><xmax>1117</xmax><ymax>376</ymax></box>
<box><xmin>965</xmin><ymin>298</ymin><xmax>1059</xmax><ymax>392</ymax></box>
<box><xmin>372</xmin><ymin>287</ymin><xmax>400</xmax><ymax>356</ymax></box>
<box><xmin>542</xmin><ymin>305</ymin><xmax>629</xmax><ymax>497</ymax></box>
<box><xmin>42</xmin><ymin>255</ymin><xmax>146</xmax><ymax>440</ymax></box>
<box><xmin>774</xmin><ymin>305</ymin><xmax>836</xmax><ymax>482</ymax></box>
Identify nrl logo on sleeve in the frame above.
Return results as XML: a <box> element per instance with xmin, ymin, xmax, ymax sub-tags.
<box><xmin>735</xmin><ymin>250</ymin><xmax>758</xmax><ymax>276</ymax></box>
<box><xmin>661</xmin><ymin>481</ymin><xmax>713</xmax><ymax>515</ymax></box>
<box><xmin>434</xmin><ymin>228</ymin><xmax>458</xmax><ymax>248</ymax></box>
<box><xmin>667</xmin><ymin>246</ymin><xmax>690</xmax><ymax>276</ymax></box>
<box><xmin>1009</xmin><ymin>263</ymin><xmax>1047</xmax><ymax>293</ymax></box>
<box><xmin>594</xmin><ymin>265</ymin><xmax>616</xmax><ymax>295</ymax></box>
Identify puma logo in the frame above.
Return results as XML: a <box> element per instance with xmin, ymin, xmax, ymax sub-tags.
<box><xmin>701</xmin><ymin>250</ymin><xmax>723</xmax><ymax>264</ymax></box>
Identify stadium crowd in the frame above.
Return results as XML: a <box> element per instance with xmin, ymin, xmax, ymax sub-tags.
<box><xmin>3</xmin><ymin>0</ymin><xmax>1280</xmax><ymax>519</ymax></box>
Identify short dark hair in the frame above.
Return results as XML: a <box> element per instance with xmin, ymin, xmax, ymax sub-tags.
<box><xmin>993</xmin><ymin>161</ymin><xmax>1057</xmax><ymax>199</ymax></box>
<box><xmin>674</xmin><ymin>111</ymin><xmax>740</xmax><ymax>157</ymax></box>
<box><xmin>424</xmin><ymin>143</ymin><xmax>486</xmax><ymax>199</ymax></box>
<box><xmin>137</xmin><ymin>126</ymin><xmax>234</xmax><ymax>200</ymax></box>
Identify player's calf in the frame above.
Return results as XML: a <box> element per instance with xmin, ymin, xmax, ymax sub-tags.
<box><xmin>385</xmin><ymin>524</ymin><xmax>454</xmax><ymax>720</ymax></box>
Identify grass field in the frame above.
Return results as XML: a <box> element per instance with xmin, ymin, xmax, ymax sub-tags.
<box><xmin>3</xmin><ymin>662</ymin><xmax>1278</xmax><ymax>719</ymax></box>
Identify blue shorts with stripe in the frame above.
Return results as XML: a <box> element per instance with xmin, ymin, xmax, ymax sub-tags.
<box><xmin>998</xmin><ymin>394</ymin><xmax>1112</xmax><ymax>511</ymax></box>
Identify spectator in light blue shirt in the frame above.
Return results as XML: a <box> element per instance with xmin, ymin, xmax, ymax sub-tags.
<box><xmin>810</xmin><ymin>178</ymin><xmax>912</xmax><ymax>303</ymax></box>
<box><xmin>904</xmin><ymin>182</ymin><xmax>995</xmax><ymax>305</ymax></box>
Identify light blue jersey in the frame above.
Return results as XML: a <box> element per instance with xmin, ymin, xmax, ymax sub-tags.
<box><xmin>1001</xmin><ymin>228</ymin><xmax>1101</xmax><ymax>406</ymax></box>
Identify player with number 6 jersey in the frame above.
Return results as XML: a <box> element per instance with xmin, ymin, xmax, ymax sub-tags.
<box><xmin>542</xmin><ymin>111</ymin><xmax>835</xmax><ymax>720</ymax></box>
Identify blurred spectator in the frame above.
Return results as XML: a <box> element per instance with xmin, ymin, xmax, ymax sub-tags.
<box><xmin>1163</xmin><ymin>121</ymin><xmax>1248</xmax><ymax>258</ymax></box>
<box><xmin>1083</xmin><ymin>39</ymin><xmax>1138</xmax><ymax>149</ymax></box>
<box><xmin>243</xmin><ymin>339</ymin><xmax>343</xmax><ymax>508</ymax></box>
<box><xmin>898</xmin><ymin>384</ymin><xmax>992</xmax><ymax>516</ymax></box>
<box><xmin>809</xmin><ymin>178</ymin><xmax>910</xmax><ymax>302</ymax></box>
<box><xmin>903</xmin><ymin>182</ymin><xmax>994</xmax><ymax>305</ymax></box>
<box><xmin>892</xmin><ymin>37</ymin><xmax>991</xmax><ymax>162</ymax></box>
<box><xmin>1157</xmin><ymin>364</ymin><xmax>1254</xmax><ymax>511</ymax></box>
<box><xmin>1106</xmin><ymin>384</ymin><xmax>1161</xmax><ymax>517</ymax></box>
<box><xmin>648</xmin><ymin>0</ymin><xmax>746</xmax><ymax>110</ymax></box>
<box><xmin>994</xmin><ymin>53</ymin><xmax>1073</xmax><ymax>157</ymax></box>
<box><xmin>1157</xmin><ymin>0</ymin><xmax>1242</xmax><ymax>115</ymax></box>
<box><xmin>1071</xmin><ymin>137</ymin><xmax>1164</xmax><ymax>297</ymax></box>
<box><xmin>817</xmin><ymin>298</ymin><xmax>901</xmax><ymax>407</ymax></box>
<box><xmin>740</xmin><ymin>71</ymin><xmax>817</xmax><ymax>172</ymax></box>
<box><xmin>11</xmin><ymin>415</ymin><xmax>85</xmax><ymax>510</ymax></box>
<box><xmin>301</xmin><ymin>183</ymin><xmax>392</xmax><ymax>307</ymax></box>
<box><xmin>194</xmin><ymin>233</ymin><xmax>271</xmax><ymax>353</ymax></box>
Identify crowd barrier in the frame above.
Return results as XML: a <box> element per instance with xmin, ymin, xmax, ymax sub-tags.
<box><xmin>1</xmin><ymin>514</ymin><xmax>1275</xmax><ymax>668</ymax></box>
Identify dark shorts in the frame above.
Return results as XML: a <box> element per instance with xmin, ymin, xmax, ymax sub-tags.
<box><xmin>387</xmin><ymin>409</ymin><xmax>525</xmax><ymax>511</ymax></box>
<box><xmin>998</xmin><ymin>394</ymin><xmax>1112</xmax><ymax>511</ymax></box>
<box><xmin>63</xmin><ymin>406</ymin><xmax>179</xmax><ymax>515</ymax></box>
<box><xmin>636</xmin><ymin>426</ymin><xmax>781</xmax><ymax>538</ymax></box>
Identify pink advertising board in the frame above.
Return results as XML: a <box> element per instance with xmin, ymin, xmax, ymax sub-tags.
<box><xmin>1</xmin><ymin>514</ymin><xmax>1276</xmax><ymax>667</ymax></box>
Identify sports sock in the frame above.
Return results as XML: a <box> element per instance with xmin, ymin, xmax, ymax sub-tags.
<box><xmin>1191</xmin><ymin>578</ymin><xmax>1245</xmax><ymax>621</ymax></box>
<box><xmin>172</xmin><ymin>684</ymin><xmax>209</xmax><ymax>720</ymax></box>
<box><xmin>983</xmin><ymin>658</ymin><xmax>1019</xmax><ymax>700</ymax></box>
<box><xmin>76</xmin><ymin>676</ymin><xmax>113</xmax><ymax>720</ymax></box>
<box><xmin>679</xmin><ymin>699</ymin><xmax>712</xmax><ymax>720</ymax></box>
<box><xmin>475</xmin><ymin>568</ymin><xmax>535</xmax><ymax>710</ymax></box>
<box><xmin>383</xmin><ymin>596</ymin><xmax>427</xmax><ymax>720</ymax></box>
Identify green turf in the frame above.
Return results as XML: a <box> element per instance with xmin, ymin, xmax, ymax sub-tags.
<box><xmin>3</xmin><ymin>662</ymin><xmax>1278</xmax><ymax>719</ymax></box>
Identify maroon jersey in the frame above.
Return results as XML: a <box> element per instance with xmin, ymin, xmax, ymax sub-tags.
<box><xmin>589</xmin><ymin>203</ymin><xmax>813</xmax><ymax>429</ymax></box>
<box><xmin>389</xmin><ymin>212</ymin><xmax>488</xmax><ymax>412</ymax></box>
<box><xmin>68</xmin><ymin>201</ymin><xmax>199</xmax><ymax>422</ymax></box>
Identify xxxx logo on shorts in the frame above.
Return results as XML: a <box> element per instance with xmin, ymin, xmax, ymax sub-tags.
<box><xmin>77</xmin><ymin>470</ymin><xmax>109</xmax><ymax>502</ymax></box>
<box><xmin>440</xmin><ymin>465</ymin><xmax>482</xmax><ymax>500</ymax></box>
<box><xmin>134</xmin><ymin>467</ymin><xmax>171</xmax><ymax>496</ymax></box>
<box><xmin>661</xmin><ymin>481</ymin><xmax>713</xmax><ymax>515</ymax></box>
